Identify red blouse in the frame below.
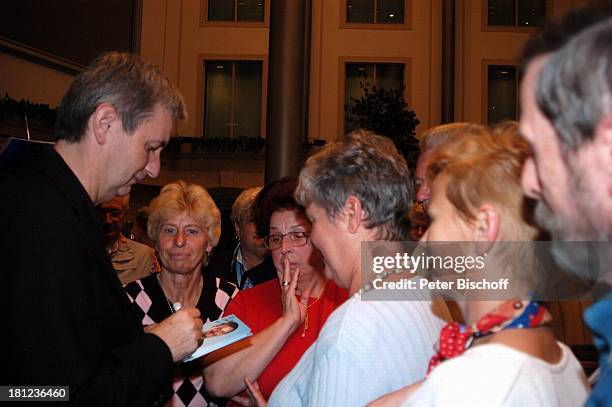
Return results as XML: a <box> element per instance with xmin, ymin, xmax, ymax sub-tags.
<box><xmin>223</xmin><ymin>278</ymin><xmax>348</xmax><ymax>399</ymax></box>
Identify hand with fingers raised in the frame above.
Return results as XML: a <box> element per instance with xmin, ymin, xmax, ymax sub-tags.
<box><xmin>245</xmin><ymin>378</ymin><xmax>268</xmax><ymax>407</ymax></box>
<box><xmin>279</xmin><ymin>257</ymin><xmax>310</xmax><ymax>331</ymax></box>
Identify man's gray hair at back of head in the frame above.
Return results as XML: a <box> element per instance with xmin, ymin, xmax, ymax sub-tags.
<box><xmin>536</xmin><ymin>18</ymin><xmax>612</xmax><ymax>151</ymax></box>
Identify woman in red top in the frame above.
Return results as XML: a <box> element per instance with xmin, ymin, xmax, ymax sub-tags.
<box><xmin>204</xmin><ymin>178</ymin><xmax>347</xmax><ymax>401</ymax></box>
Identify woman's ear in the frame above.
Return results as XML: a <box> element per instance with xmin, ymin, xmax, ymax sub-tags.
<box><xmin>343</xmin><ymin>195</ymin><xmax>366</xmax><ymax>234</ymax></box>
<box><xmin>474</xmin><ymin>203</ymin><xmax>500</xmax><ymax>255</ymax></box>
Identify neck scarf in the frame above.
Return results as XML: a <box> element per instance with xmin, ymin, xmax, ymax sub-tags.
<box><xmin>428</xmin><ymin>299</ymin><xmax>552</xmax><ymax>374</ymax></box>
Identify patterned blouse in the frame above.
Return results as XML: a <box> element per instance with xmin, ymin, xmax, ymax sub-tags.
<box><xmin>124</xmin><ymin>271</ymin><xmax>238</xmax><ymax>407</ymax></box>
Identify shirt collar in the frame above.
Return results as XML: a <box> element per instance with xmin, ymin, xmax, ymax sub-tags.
<box><xmin>234</xmin><ymin>244</ymin><xmax>245</xmax><ymax>267</ymax></box>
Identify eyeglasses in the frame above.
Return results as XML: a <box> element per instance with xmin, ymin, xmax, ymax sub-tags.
<box><xmin>264</xmin><ymin>231</ymin><xmax>310</xmax><ymax>250</ymax></box>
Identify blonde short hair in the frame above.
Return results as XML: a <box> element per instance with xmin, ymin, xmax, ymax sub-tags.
<box><xmin>420</xmin><ymin>122</ymin><xmax>487</xmax><ymax>153</ymax></box>
<box><xmin>148</xmin><ymin>180</ymin><xmax>221</xmax><ymax>246</ymax></box>
<box><xmin>427</xmin><ymin>122</ymin><xmax>535</xmax><ymax>240</ymax></box>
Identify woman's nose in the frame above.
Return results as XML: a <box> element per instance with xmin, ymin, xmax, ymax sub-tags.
<box><xmin>174</xmin><ymin>230</ymin><xmax>186</xmax><ymax>247</ymax></box>
<box><xmin>416</xmin><ymin>183</ymin><xmax>431</xmax><ymax>205</ymax></box>
<box><xmin>280</xmin><ymin>236</ymin><xmax>292</xmax><ymax>254</ymax></box>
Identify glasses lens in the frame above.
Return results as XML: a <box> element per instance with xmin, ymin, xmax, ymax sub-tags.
<box><xmin>265</xmin><ymin>235</ymin><xmax>282</xmax><ymax>249</ymax></box>
<box><xmin>288</xmin><ymin>231</ymin><xmax>308</xmax><ymax>246</ymax></box>
<box><xmin>265</xmin><ymin>232</ymin><xmax>310</xmax><ymax>250</ymax></box>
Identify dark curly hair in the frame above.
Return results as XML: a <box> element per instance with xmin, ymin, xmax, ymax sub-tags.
<box><xmin>253</xmin><ymin>177</ymin><xmax>305</xmax><ymax>238</ymax></box>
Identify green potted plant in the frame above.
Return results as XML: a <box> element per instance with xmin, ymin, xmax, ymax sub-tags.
<box><xmin>346</xmin><ymin>84</ymin><xmax>420</xmax><ymax>168</ymax></box>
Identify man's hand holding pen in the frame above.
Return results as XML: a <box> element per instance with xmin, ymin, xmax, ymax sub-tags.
<box><xmin>149</xmin><ymin>308</ymin><xmax>203</xmax><ymax>362</ymax></box>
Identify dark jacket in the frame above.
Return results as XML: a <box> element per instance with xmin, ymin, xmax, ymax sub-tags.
<box><xmin>0</xmin><ymin>145</ymin><xmax>173</xmax><ymax>406</ymax></box>
<box><xmin>207</xmin><ymin>247</ymin><xmax>276</xmax><ymax>290</ymax></box>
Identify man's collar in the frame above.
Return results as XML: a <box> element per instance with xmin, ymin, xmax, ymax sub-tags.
<box><xmin>108</xmin><ymin>234</ymin><xmax>131</xmax><ymax>256</ymax></box>
<box><xmin>234</xmin><ymin>244</ymin><xmax>245</xmax><ymax>267</ymax></box>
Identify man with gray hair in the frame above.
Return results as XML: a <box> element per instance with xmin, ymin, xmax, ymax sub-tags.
<box><xmin>520</xmin><ymin>18</ymin><xmax>612</xmax><ymax>406</ymax></box>
<box><xmin>99</xmin><ymin>194</ymin><xmax>160</xmax><ymax>285</ymax></box>
<box><xmin>208</xmin><ymin>187</ymin><xmax>276</xmax><ymax>289</ymax></box>
<box><xmin>229</xmin><ymin>187</ymin><xmax>271</xmax><ymax>288</ymax></box>
<box><xmin>0</xmin><ymin>52</ymin><xmax>203</xmax><ymax>405</ymax></box>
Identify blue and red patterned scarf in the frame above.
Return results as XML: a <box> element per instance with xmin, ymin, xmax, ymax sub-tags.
<box><xmin>428</xmin><ymin>299</ymin><xmax>552</xmax><ymax>374</ymax></box>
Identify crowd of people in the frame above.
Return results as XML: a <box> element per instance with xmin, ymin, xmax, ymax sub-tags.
<box><xmin>1</xmin><ymin>3</ymin><xmax>611</xmax><ymax>407</ymax></box>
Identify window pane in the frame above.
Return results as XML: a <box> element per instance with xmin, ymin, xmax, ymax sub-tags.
<box><xmin>237</xmin><ymin>0</ymin><xmax>264</xmax><ymax>21</ymax></box>
<box><xmin>234</xmin><ymin>61</ymin><xmax>262</xmax><ymax>138</ymax></box>
<box><xmin>347</xmin><ymin>0</ymin><xmax>374</xmax><ymax>23</ymax></box>
<box><xmin>518</xmin><ymin>0</ymin><xmax>545</xmax><ymax>27</ymax></box>
<box><xmin>209</xmin><ymin>0</ymin><xmax>234</xmax><ymax>21</ymax></box>
<box><xmin>378</xmin><ymin>0</ymin><xmax>404</xmax><ymax>23</ymax></box>
<box><xmin>375</xmin><ymin>63</ymin><xmax>404</xmax><ymax>91</ymax></box>
<box><xmin>488</xmin><ymin>65</ymin><xmax>517</xmax><ymax>125</ymax></box>
<box><xmin>204</xmin><ymin>61</ymin><xmax>233</xmax><ymax>138</ymax></box>
<box><xmin>345</xmin><ymin>63</ymin><xmax>374</xmax><ymax>132</ymax></box>
<box><xmin>488</xmin><ymin>0</ymin><xmax>515</xmax><ymax>26</ymax></box>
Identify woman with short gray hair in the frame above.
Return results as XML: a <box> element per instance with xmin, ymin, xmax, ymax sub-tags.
<box><xmin>296</xmin><ymin>130</ymin><xmax>412</xmax><ymax>242</ymax></box>
<box><xmin>264</xmin><ymin>130</ymin><xmax>444</xmax><ymax>406</ymax></box>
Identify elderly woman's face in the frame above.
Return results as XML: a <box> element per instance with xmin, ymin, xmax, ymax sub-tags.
<box><xmin>269</xmin><ymin>209</ymin><xmax>323</xmax><ymax>278</ymax></box>
<box><xmin>157</xmin><ymin>211</ymin><xmax>211</xmax><ymax>275</ymax></box>
<box><xmin>304</xmin><ymin>202</ymin><xmax>346</xmax><ymax>284</ymax></box>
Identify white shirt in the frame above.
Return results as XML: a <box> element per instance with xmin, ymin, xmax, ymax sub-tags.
<box><xmin>404</xmin><ymin>342</ymin><xmax>589</xmax><ymax>407</ymax></box>
<box><xmin>269</xmin><ymin>296</ymin><xmax>445</xmax><ymax>406</ymax></box>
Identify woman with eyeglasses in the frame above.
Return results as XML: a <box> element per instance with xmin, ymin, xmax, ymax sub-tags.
<box><xmin>204</xmin><ymin>177</ymin><xmax>347</xmax><ymax>404</ymax></box>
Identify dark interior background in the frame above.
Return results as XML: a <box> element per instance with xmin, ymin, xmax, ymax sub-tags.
<box><xmin>0</xmin><ymin>0</ymin><xmax>138</xmax><ymax>67</ymax></box>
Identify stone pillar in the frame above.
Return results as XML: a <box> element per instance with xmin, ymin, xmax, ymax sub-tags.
<box><xmin>441</xmin><ymin>0</ymin><xmax>455</xmax><ymax>123</ymax></box>
<box><xmin>265</xmin><ymin>0</ymin><xmax>311</xmax><ymax>183</ymax></box>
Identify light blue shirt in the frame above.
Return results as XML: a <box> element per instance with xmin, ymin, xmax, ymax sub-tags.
<box><xmin>584</xmin><ymin>293</ymin><xmax>612</xmax><ymax>407</ymax></box>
